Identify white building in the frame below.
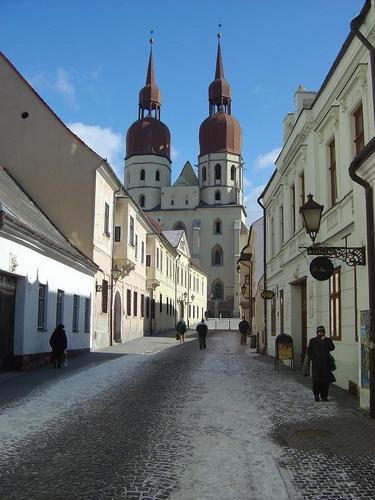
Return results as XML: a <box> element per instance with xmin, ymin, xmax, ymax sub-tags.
<box><xmin>260</xmin><ymin>0</ymin><xmax>374</xmax><ymax>406</ymax></box>
<box><xmin>0</xmin><ymin>167</ymin><xmax>97</xmax><ymax>369</ymax></box>
<box><xmin>124</xmin><ymin>37</ymin><xmax>248</xmax><ymax>317</ymax></box>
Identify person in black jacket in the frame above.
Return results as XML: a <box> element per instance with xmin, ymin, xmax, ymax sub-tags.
<box><xmin>307</xmin><ymin>325</ymin><xmax>335</xmax><ymax>402</ymax></box>
<box><xmin>196</xmin><ymin>319</ymin><xmax>208</xmax><ymax>350</ymax></box>
<box><xmin>50</xmin><ymin>324</ymin><xmax>67</xmax><ymax>368</ymax></box>
<box><xmin>238</xmin><ymin>317</ymin><xmax>250</xmax><ymax>346</ymax></box>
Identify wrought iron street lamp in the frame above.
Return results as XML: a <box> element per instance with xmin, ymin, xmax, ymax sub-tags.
<box><xmin>299</xmin><ymin>194</ymin><xmax>324</xmax><ymax>244</ymax></box>
<box><xmin>299</xmin><ymin>194</ymin><xmax>366</xmax><ymax>267</ymax></box>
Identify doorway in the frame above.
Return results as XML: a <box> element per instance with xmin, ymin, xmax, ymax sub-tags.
<box><xmin>301</xmin><ymin>281</ymin><xmax>307</xmax><ymax>363</ymax></box>
<box><xmin>0</xmin><ymin>273</ymin><xmax>16</xmax><ymax>370</ymax></box>
<box><xmin>290</xmin><ymin>277</ymin><xmax>307</xmax><ymax>366</ymax></box>
<box><xmin>113</xmin><ymin>292</ymin><xmax>122</xmax><ymax>343</ymax></box>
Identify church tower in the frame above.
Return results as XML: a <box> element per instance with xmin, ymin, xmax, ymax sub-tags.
<box><xmin>125</xmin><ymin>37</ymin><xmax>171</xmax><ymax>210</ymax></box>
<box><xmin>199</xmin><ymin>33</ymin><xmax>244</xmax><ymax>207</ymax></box>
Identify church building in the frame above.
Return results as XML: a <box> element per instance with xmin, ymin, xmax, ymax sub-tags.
<box><xmin>124</xmin><ymin>35</ymin><xmax>248</xmax><ymax>317</ymax></box>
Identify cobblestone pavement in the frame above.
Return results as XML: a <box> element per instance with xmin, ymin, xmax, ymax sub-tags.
<box><xmin>0</xmin><ymin>330</ymin><xmax>375</xmax><ymax>499</ymax></box>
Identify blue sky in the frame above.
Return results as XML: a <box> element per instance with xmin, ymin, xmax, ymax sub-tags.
<box><xmin>1</xmin><ymin>0</ymin><xmax>365</xmax><ymax>223</ymax></box>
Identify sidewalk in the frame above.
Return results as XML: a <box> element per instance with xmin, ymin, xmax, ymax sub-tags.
<box><xmin>0</xmin><ymin>328</ymin><xmax>197</xmax><ymax>411</ymax></box>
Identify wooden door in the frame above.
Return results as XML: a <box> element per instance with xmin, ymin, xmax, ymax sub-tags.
<box><xmin>0</xmin><ymin>273</ymin><xmax>16</xmax><ymax>370</ymax></box>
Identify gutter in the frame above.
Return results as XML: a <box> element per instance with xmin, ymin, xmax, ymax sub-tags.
<box><xmin>350</xmin><ymin>10</ymin><xmax>375</xmax><ymax>419</ymax></box>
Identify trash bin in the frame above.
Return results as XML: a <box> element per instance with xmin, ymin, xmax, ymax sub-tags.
<box><xmin>250</xmin><ymin>335</ymin><xmax>257</xmax><ymax>349</ymax></box>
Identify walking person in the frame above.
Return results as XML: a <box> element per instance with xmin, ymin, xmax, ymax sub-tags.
<box><xmin>176</xmin><ymin>317</ymin><xmax>187</xmax><ymax>344</ymax></box>
<box><xmin>307</xmin><ymin>325</ymin><xmax>335</xmax><ymax>402</ymax></box>
<box><xmin>49</xmin><ymin>324</ymin><xmax>67</xmax><ymax>368</ymax></box>
<box><xmin>196</xmin><ymin>318</ymin><xmax>208</xmax><ymax>350</ymax></box>
<box><xmin>238</xmin><ymin>317</ymin><xmax>250</xmax><ymax>346</ymax></box>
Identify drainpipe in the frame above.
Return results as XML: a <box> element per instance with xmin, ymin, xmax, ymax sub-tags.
<box><xmin>175</xmin><ymin>255</ymin><xmax>181</xmax><ymax>327</ymax></box>
<box><xmin>109</xmin><ymin>186</ymin><xmax>122</xmax><ymax>346</ymax></box>
<box><xmin>350</xmin><ymin>17</ymin><xmax>375</xmax><ymax>418</ymax></box>
<box><xmin>257</xmin><ymin>195</ymin><xmax>267</xmax><ymax>352</ymax></box>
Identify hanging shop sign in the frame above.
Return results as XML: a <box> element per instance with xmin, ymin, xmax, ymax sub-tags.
<box><xmin>261</xmin><ymin>290</ymin><xmax>275</xmax><ymax>300</ymax></box>
<box><xmin>309</xmin><ymin>256</ymin><xmax>334</xmax><ymax>281</ymax></box>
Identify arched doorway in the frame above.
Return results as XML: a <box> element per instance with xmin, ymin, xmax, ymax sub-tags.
<box><xmin>113</xmin><ymin>292</ymin><xmax>122</xmax><ymax>343</ymax></box>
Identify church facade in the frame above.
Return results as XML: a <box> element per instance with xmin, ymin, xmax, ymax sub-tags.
<box><xmin>124</xmin><ymin>36</ymin><xmax>248</xmax><ymax>317</ymax></box>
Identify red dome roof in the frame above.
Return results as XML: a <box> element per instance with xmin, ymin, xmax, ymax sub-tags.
<box><xmin>139</xmin><ymin>83</ymin><xmax>162</xmax><ymax>108</ymax></box>
<box><xmin>126</xmin><ymin>117</ymin><xmax>171</xmax><ymax>160</ymax></box>
<box><xmin>199</xmin><ymin>113</ymin><xmax>242</xmax><ymax>156</ymax></box>
<box><xmin>209</xmin><ymin>78</ymin><xmax>231</xmax><ymax>103</ymax></box>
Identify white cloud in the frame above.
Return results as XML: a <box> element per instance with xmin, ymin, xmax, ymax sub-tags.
<box><xmin>243</xmin><ymin>177</ymin><xmax>253</xmax><ymax>188</ymax></box>
<box><xmin>68</xmin><ymin>122</ymin><xmax>124</xmax><ymax>177</ymax></box>
<box><xmin>171</xmin><ymin>146</ymin><xmax>180</xmax><ymax>161</ymax></box>
<box><xmin>255</xmin><ymin>147</ymin><xmax>281</xmax><ymax>170</ymax></box>
<box><xmin>244</xmin><ymin>184</ymin><xmax>266</xmax><ymax>225</ymax></box>
<box><xmin>54</xmin><ymin>68</ymin><xmax>78</xmax><ymax>109</ymax></box>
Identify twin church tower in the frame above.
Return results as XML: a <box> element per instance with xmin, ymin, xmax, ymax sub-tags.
<box><xmin>124</xmin><ymin>34</ymin><xmax>248</xmax><ymax>317</ymax></box>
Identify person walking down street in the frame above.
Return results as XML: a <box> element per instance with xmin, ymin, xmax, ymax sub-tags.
<box><xmin>49</xmin><ymin>324</ymin><xmax>67</xmax><ymax>368</ymax></box>
<box><xmin>238</xmin><ymin>317</ymin><xmax>250</xmax><ymax>346</ymax></box>
<box><xmin>196</xmin><ymin>318</ymin><xmax>208</xmax><ymax>350</ymax></box>
<box><xmin>176</xmin><ymin>317</ymin><xmax>187</xmax><ymax>344</ymax></box>
<box><xmin>307</xmin><ymin>325</ymin><xmax>335</xmax><ymax>402</ymax></box>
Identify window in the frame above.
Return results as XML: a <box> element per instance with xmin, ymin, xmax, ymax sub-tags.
<box><xmin>133</xmin><ymin>291</ymin><xmax>138</xmax><ymax>316</ymax></box>
<box><xmin>214</xmin><ymin>218</ymin><xmax>222</xmax><ymax>234</ymax></box>
<box><xmin>84</xmin><ymin>298</ymin><xmax>90</xmax><ymax>333</ymax></box>
<box><xmin>173</xmin><ymin>221</ymin><xmax>186</xmax><ymax>232</ymax></box>
<box><xmin>146</xmin><ymin>255</ymin><xmax>151</xmax><ymax>267</ymax></box>
<box><xmin>38</xmin><ymin>284</ymin><xmax>47</xmax><ymax>330</ymax></box>
<box><xmin>156</xmin><ymin>247</ymin><xmax>159</xmax><ymax>268</ymax></box>
<box><xmin>353</xmin><ymin>103</ymin><xmax>364</xmax><ymax>155</ymax></box>
<box><xmin>291</xmin><ymin>184</ymin><xmax>296</xmax><ymax>234</ymax></box>
<box><xmin>212</xmin><ymin>280</ymin><xmax>223</xmax><ymax>300</ymax></box>
<box><xmin>104</xmin><ymin>203</ymin><xmax>110</xmax><ymax>236</ymax></box>
<box><xmin>328</xmin><ymin>139</ymin><xmax>337</xmax><ymax>206</ymax></box>
<box><xmin>215</xmin><ymin>163</ymin><xmax>221</xmax><ymax>181</ymax></box>
<box><xmin>280</xmin><ymin>206</ymin><xmax>284</xmax><ymax>245</ymax></box>
<box><xmin>141</xmin><ymin>242</ymin><xmax>145</xmax><ymax>264</ymax></box>
<box><xmin>129</xmin><ymin>216</ymin><xmax>135</xmax><ymax>246</ymax></box>
<box><xmin>231</xmin><ymin>165</ymin><xmax>236</xmax><ymax>181</ymax></box>
<box><xmin>160</xmin><ymin>250</ymin><xmax>163</xmax><ymax>272</ymax></box>
<box><xmin>56</xmin><ymin>289</ymin><xmax>64</xmax><ymax>326</ymax></box>
<box><xmin>114</xmin><ymin>226</ymin><xmax>121</xmax><ymax>242</ymax></box>
<box><xmin>167</xmin><ymin>297</ymin><xmax>169</xmax><ymax>315</ymax></box>
<box><xmin>171</xmin><ymin>199</ymin><xmax>174</xmax><ymax>206</ymax></box>
<box><xmin>202</xmin><ymin>166</ymin><xmax>207</xmax><ymax>182</ymax></box>
<box><xmin>212</xmin><ymin>245</ymin><xmax>223</xmax><ymax>266</ymax></box>
<box><xmin>73</xmin><ymin>295</ymin><xmax>80</xmax><ymax>332</ymax></box>
<box><xmin>271</xmin><ymin>296</ymin><xmax>276</xmax><ymax>336</ymax></box>
<box><xmin>135</xmin><ymin>235</ymin><xmax>138</xmax><ymax>259</ymax></box>
<box><xmin>329</xmin><ymin>267</ymin><xmax>341</xmax><ymax>340</ymax></box>
<box><xmin>270</xmin><ymin>217</ymin><xmax>275</xmax><ymax>257</ymax></box>
<box><xmin>127</xmin><ymin>289</ymin><xmax>132</xmax><ymax>316</ymax></box>
<box><xmin>102</xmin><ymin>280</ymin><xmax>108</xmax><ymax>313</ymax></box>
<box><xmin>215</xmin><ymin>190</ymin><xmax>221</xmax><ymax>202</ymax></box>
<box><xmin>160</xmin><ymin>294</ymin><xmax>163</xmax><ymax>312</ymax></box>
<box><xmin>151</xmin><ymin>299</ymin><xmax>155</xmax><ymax>319</ymax></box>
<box><xmin>139</xmin><ymin>194</ymin><xmax>145</xmax><ymax>208</ymax></box>
<box><xmin>141</xmin><ymin>294</ymin><xmax>145</xmax><ymax>317</ymax></box>
<box><xmin>140</xmin><ymin>169</ymin><xmax>145</xmax><ymax>181</ymax></box>
<box><xmin>156</xmin><ymin>170</ymin><xmax>160</xmax><ymax>181</ymax></box>
<box><xmin>300</xmin><ymin>172</ymin><xmax>305</xmax><ymax>207</ymax></box>
<box><xmin>185</xmin><ymin>198</ymin><xmax>188</xmax><ymax>205</ymax></box>
<box><xmin>279</xmin><ymin>290</ymin><xmax>284</xmax><ymax>334</ymax></box>
<box><xmin>146</xmin><ymin>297</ymin><xmax>150</xmax><ymax>318</ymax></box>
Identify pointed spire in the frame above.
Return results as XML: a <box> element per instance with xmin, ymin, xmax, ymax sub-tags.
<box><xmin>215</xmin><ymin>27</ymin><xmax>225</xmax><ymax>80</ymax></box>
<box><xmin>146</xmin><ymin>32</ymin><xmax>155</xmax><ymax>85</ymax></box>
<box><xmin>138</xmin><ymin>31</ymin><xmax>162</xmax><ymax>119</ymax></box>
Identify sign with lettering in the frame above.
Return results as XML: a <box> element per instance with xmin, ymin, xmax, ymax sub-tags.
<box><xmin>261</xmin><ymin>290</ymin><xmax>275</xmax><ymax>300</ymax></box>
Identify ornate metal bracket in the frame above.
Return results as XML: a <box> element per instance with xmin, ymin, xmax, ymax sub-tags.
<box><xmin>300</xmin><ymin>245</ymin><xmax>366</xmax><ymax>266</ymax></box>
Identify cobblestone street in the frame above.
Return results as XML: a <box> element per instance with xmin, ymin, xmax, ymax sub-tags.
<box><xmin>0</xmin><ymin>330</ymin><xmax>375</xmax><ymax>499</ymax></box>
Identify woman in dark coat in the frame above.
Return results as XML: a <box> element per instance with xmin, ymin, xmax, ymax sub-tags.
<box><xmin>50</xmin><ymin>324</ymin><xmax>67</xmax><ymax>368</ymax></box>
<box><xmin>307</xmin><ymin>325</ymin><xmax>335</xmax><ymax>402</ymax></box>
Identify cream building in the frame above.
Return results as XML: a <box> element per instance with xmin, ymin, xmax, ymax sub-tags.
<box><xmin>124</xmin><ymin>37</ymin><xmax>248</xmax><ymax>318</ymax></box>
<box><xmin>259</xmin><ymin>0</ymin><xmax>375</xmax><ymax>407</ymax></box>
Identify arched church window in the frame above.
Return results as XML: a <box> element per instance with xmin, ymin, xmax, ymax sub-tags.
<box><xmin>215</xmin><ymin>164</ymin><xmax>221</xmax><ymax>181</ymax></box>
<box><xmin>140</xmin><ymin>169</ymin><xmax>145</xmax><ymax>181</ymax></box>
<box><xmin>213</xmin><ymin>218</ymin><xmax>222</xmax><ymax>234</ymax></box>
<box><xmin>156</xmin><ymin>170</ymin><xmax>160</xmax><ymax>182</ymax></box>
<box><xmin>215</xmin><ymin>190</ymin><xmax>221</xmax><ymax>202</ymax></box>
<box><xmin>231</xmin><ymin>165</ymin><xmax>236</xmax><ymax>181</ymax></box>
<box><xmin>173</xmin><ymin>221</ymin><xmax>186</xmax><ymax>232</ymax></box>
<box><xmin>211</xmin><ymin>279</ymin><xmax>224</xmax><ymax>300</ymax></box>
<box><xmin>139</xmin><ymin>194</ymin><xmax>145</xmax><ymax>208</ymax></box>
<box><xmin>202</xmin><ymin>166</ymin><xmax>207</xmax><ymax>182</ymax></box>
<box><xmin>211</xmin><ymin>245</ymin><xmax>223</xmax><ymax>266</ymax></box>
